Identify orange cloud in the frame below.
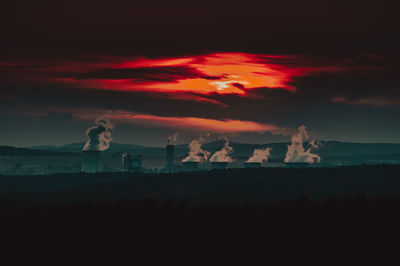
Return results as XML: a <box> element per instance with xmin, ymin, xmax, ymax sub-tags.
<box><xmin>103</xmin><ymin>111</ymin><xmax>278</xmax><ymax>133</ymax></box>
<box><xmin>55</xmin><ymin>53</ymin><xmax>310</xmax><ymax>96</ymax></box>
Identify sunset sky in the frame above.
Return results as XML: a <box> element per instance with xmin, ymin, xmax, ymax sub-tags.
<box><xmin>1</xmin><ymin>1</ymin><xmax>399</xmax><ymax>146</ymax></box>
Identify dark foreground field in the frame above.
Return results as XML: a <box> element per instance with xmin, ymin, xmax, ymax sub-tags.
<box><xmin>1</xmin><ymin>165</ymin><xmax>400</xmax><ymax>263</ymax></box>
<box><xmin>1</xmin><ymin>165</ymin><xmax>400</xmax><ymax>206</ymax></box>
<box><xmin>2</xmin><ymin>197</ymin><xmax>400</xmax><ymax>264</ymax></box>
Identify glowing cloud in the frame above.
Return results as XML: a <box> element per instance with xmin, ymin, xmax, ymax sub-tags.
<box><xmin>106</xmin><ymin>111</ymin><xmax>278</xmax><ymax>133</ymax></box>
<box><xmin>51</xmin><ymin>53</ymin><xmax>310</xmax><ymax>97</ymax></box>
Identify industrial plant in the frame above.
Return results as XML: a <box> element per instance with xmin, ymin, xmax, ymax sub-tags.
<box><xmin>6</xmin><ymin>120</ymin><xmax>384</xmax><ymax>176</ymax></box>
<box><xmin>77</xmin><ymin>120</ymin><xmax>322</xmax><ymax>174</ymax></box>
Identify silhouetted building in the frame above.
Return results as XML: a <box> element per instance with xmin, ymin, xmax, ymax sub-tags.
<box><xmin>284</xmin><ymin>162</ymin><xmax>311</xmax><ymax>168</ymax></box>
<box><xmin>122</xmin><ymin>153</ymin><xmax>143</xmax><ymax>172</ymax></box>
<box><xmin>166</xmin><ymin>144</ymin><xmax>175</xmax><ymax>173</ymax></box>
<box><xmin>82</xmin><ymin>151</ymin><xmax>101</xmax><ymax>173</ymax></box>
<box><xmin>244</xmin><ymin>162</ymin><xmax>262</xmax><ymax>168</ymax></box>
<box><xmin>182</xmin><ymin>161</ymin><xmax>199</xmax><ymax>172</ymax></box>
<box><xmin>211</xmin><ymin>162</ymin><xmax>228</xmax><ymax>169</ymax></box>
<box><xmin>122</xmin><ymin>153</ymin><xmax>129</xmax><ymax>170</ymax></box>
<box><xmin>131</xmin><ymin>155</ymin><xmax>143</xmax><ymax>172</ymax></box>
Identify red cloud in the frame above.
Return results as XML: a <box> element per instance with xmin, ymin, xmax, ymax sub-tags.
<box><xmin>72</xmin><ymin>109</ymin><xmax>278</xmax><ymax>133</ymax></box>
<box><xmin>108</xmin><ymin>112</ymin><xmax>278</xmax><ymax>133</ymax></box>
<box><xmin>49</xmin><ymin>53</ymin><xmax>312</xmax><ymax>96</ymax></box>
<box><xmin>6</xmin><ymin>107</ymin><xmax>280</xmax><ymax>133</ymax></box>
<box><xmin>2</xmin><ymin>52</ymin><xmax>363</xmax><ymax>105</ymax></box>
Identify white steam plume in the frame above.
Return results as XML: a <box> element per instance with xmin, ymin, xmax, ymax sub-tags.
<box><xmin>247</xmin><ymin>147</ymin><xmax>272</xmax><ymax>163</ymax></box>
<box><xmin>83</xmin><ymin>118</ymin><xmax>114</xmax><ymax>151</ymax></box>
<box><xmin>210</xmin><ymin>138</ymin><xmax>234</xmax><ymax>163</ymax></box>
<box><xmin>181</xmin><ymin>138</ymin><xmax>210</xmax><ymax>162</ymax></box>
<box><xmin>284</xmin><ymin>125</ymin><xmax>320</xmax><ymax>164</ymax></box>
<box><xmin>309</xmin><ymin>140</ymin><xmax>320</xmax><ymax>150</ymax></box>
<box><xmin>167</xmin><ymin>133</ymin><xmax>178</xmax><ymax>144</ymax></box>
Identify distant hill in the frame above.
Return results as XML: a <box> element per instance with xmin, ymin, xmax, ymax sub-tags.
<box><xmin>0</xmin><ymin>146</ymin><xmax>79</xmax><ymax>156</ymax></box>
<box><xmin>30</xmin><ymin>141</ymin><xmax>400</xmax><ymax>161</ymax></box>
<box><xmin>32</xmin><ymin>142</ymin><xmax>164</xmax><ymax>157</ymax></box>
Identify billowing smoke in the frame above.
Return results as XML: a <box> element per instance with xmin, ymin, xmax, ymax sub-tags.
<box><xmin>284</xmin><ymin>125</ymin><xmax>320</xmax><ymax>164</ymax></box>
<box><xmin>181</xmin><ymin>138</ymin><xmax>210</xmax><ymax>162</ymax></box>
<box><xmin>83</xmin><ymin>118</ymin><xmax>114</xmax><ymax>151</ymax></box>
<box><xmin>247</xmin><ymin>147</ymin><xmax>272</xmax><ymax>163</ymax></box>
<box><xmin>210</xmin><ymin>138</ymin><xmax>234</xmax><ymax>163</ymax></box>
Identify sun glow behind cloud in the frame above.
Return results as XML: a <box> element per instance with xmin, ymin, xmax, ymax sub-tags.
<box><xmin>2</xmin><ymin>52</ymin><xmax>393</xmax><ymax>140</ymax></box>
<box><xmin>117</xmin><ymin>53</ymin><xmax>305</xmax><ymax>94</ymax></box>
<box><xmin>55</xmin><ymin>53</ymin><xmax>309</xmax><ymax>96</ymax></box>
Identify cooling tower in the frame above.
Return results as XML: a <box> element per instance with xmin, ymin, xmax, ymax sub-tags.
<box><xmin>82</xmin><ymin>150</ymin><xmax>101</xmax><ymax>173</ymax></box>
<box><xmin>182</xmin><ymin>161</ymin><xmax>199</xmax><ymax>172</ymax></box>
<box><xmin>244</xmin><ymin>162</ymin><xmax>262</xmax><ymax>168</ymax></box>
<box><xmin>284</xmin><ymin>162</ymin><xmax>311</xmax><ymax>168</ymax></box>
<box><xmin>211</xmin><ymin>162</ymin><xmax>228</xmax><ymax>170</ymax></box>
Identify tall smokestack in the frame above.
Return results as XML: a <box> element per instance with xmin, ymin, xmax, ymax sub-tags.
<box><xmin>166</xmin><ymin>143</ymin><xmax>175</xmax><ymax>173</ymax></box>
<box><xmin>82</xmin><ymin>150</ymin><xmax>101</xmax><ymax>173</ymax></box>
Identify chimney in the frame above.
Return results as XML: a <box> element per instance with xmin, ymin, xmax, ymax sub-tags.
<box><xmin>82</xmin><ymin>150</ymin><xmax>101</xmax><ymax>173</ymax></box>
<box><xmin>166</xmin><ymin>144</ymin><xmax>175</xmax><ymax>173</ymax></box>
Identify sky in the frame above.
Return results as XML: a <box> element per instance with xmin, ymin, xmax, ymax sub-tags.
<box><xmin>1</xmin><ymin>0</ymin><xmax>400</xmax><ymax>147</ymax></box>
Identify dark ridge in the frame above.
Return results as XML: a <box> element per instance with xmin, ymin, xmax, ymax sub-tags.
<box><xmin>30</xmin><ymin>141</ymin><xmax>400</xmax><ymax>159</ymax></box>
<box><xmin>0</xmin><ymin>146</ymin><xmax>80</xmax><ymax>156</ymax></box>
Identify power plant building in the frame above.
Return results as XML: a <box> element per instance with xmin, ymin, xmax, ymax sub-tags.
<box><xmin>284</xmin><ymin>162</ymin><xmax>311</xmax><ymax>168</ymax></box>
<box><xmin>211</xmin><ymin>162</ymin><xmax>228</xmax><ymax>170</ymax></box>
<box><xmin>82</xmin><ymin>150</ymin><xmax>101</xmax><ymax>173</ymax></box>
<box><xmin>182</xmin><ymin>161</ymin><xmax>199</xmax><ymax>172</ymax></box>
<box><xmin>244</xmin><ymin>162</ymin><xmax>262</xmax><ymax>168</ymax></box>
<box><xmin>122</xmin><ymin>154</ymin><xmax>143</xmax><ymax>172</ymax></box>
